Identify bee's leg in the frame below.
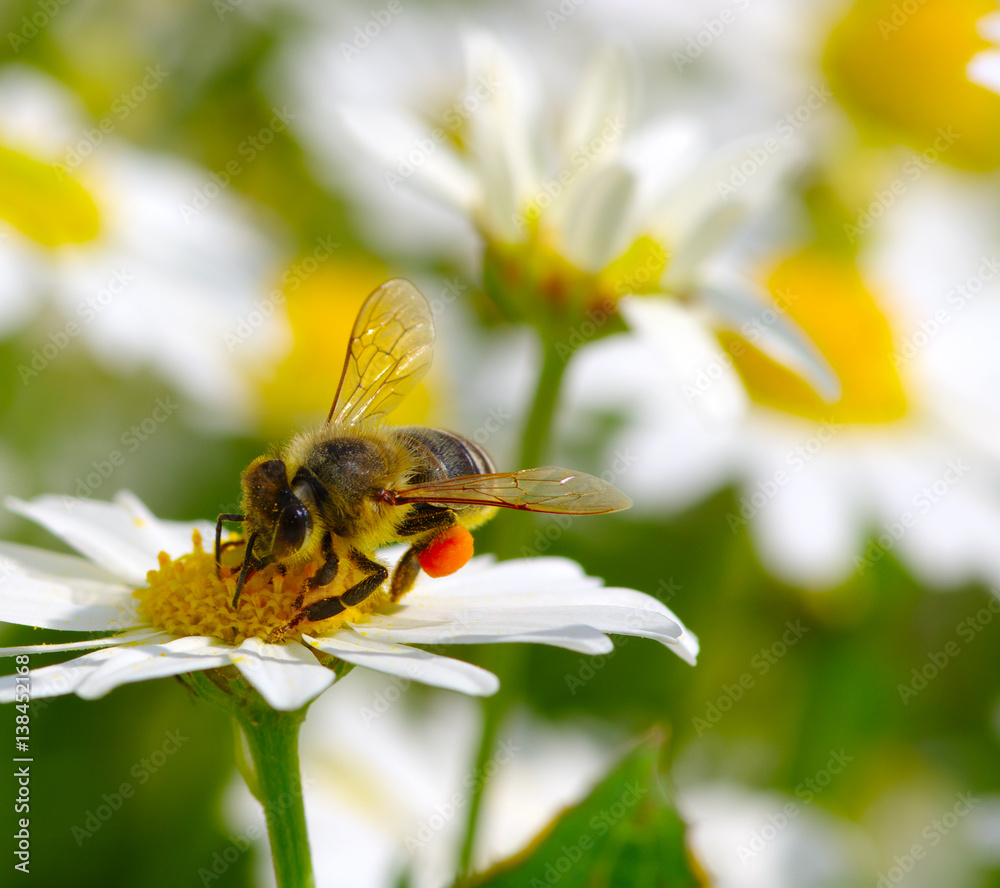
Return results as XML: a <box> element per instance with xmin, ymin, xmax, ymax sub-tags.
<box><xmin>390</xmin><ymin>509</ymin><xmax>458</xmax><ymax>602</ymax></box>
<box><xmin>298</xmin><ymin>532</ymin><xmax>339</xmax><ymax>608</ymax></box>
<box><xmin>389</xmin><ymin>547</ymin><xmax>422</xmax><ymax>602</ymax></box>
<box><xmin>214</xmin><ymin>513</ymin><xmax>245</xmax><ymax>578</ymax></box>
<box><xmin>276</xmin><ymin>549</ymin><xmax>388</xmax><ymax>640</ymax></box>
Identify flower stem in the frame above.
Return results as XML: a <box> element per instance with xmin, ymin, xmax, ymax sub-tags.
<box><xmin>517</xmin><ymin>335</ymin><xmax>569</xmax><ymax>471</ymax></box>
<box><xmin>459</xmin><ymin>333</ymin><xmax>570</xmax><ymax>876</ymax></box>
<box><xmin>236</xmin><ymin>703</ymin><xmax>314</xmax><ymax>888</ymax></box>
<box><xmin>182</xmin><ymin>670</ymin><xmax>315</xmax><ymax>888</ymax></box>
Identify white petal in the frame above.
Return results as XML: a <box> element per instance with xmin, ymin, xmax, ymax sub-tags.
<box><xmin>339</xmin><ymin>105</ymin><xmax>478</xmax><ymax>213</ymax></box>
<box><xmin>977</xmin><ymin>11</ymin><xmax>1000</xmax><ymax>42</ymax></box>
<box><xmin>0</xmin><ymin>628</ymin><xmax>172</xmax><ymax>657</ymax></box>
<box><xmin>231</xmin><ymin>638</ymin><xmax>335</xmax><ymax>711</ymax></box>
<box><xmin>0</xmin><ymin>540</ymin><xmax>120</xmax><ymax>583</ymax></box>
<box><xmin>0</xmin><ymin>571</ymin><xmax>140</xmax><ymax>631</ymax></box>
<box><xmin>356</xmin><ymin>616</ymin><xmax>614</xmax><ymax>655</ymax></box>
<box><xmin>0</xmin><ymin>646</ymin><xmax>119</xmax><ymax>702</ymax></box>
<box><xmin>73</xmin><ymin>636</ymin><xmax>232</xmax><ymax>699</ymax></box>
<box><xmin>555</xmin><ymin>164</ymin><xmax>637</xmax><ymax>273</ymax></box>
<box><xmin>6</xmin><ymin>492</ymin><xmax>213</xmax><ymax>585</ymax></box>
<box><xmin>620</xmin><ymin>296</ymin><xmax>748</xmax><ymax>426</ymax></box>
<box><xmin>698</xmin><ymin>273</ymin><xmax>840</xmax><ymax>402</ymax></box>
<box><xmin>969</xmin><ymin>49</ymin><xmax>1000</xmax><ymax>95</ymax></box>
<box><xmin>621</xmin><ymin>118</ymin><xmax>706</xmax><ymax>222</ymax></box>
<box><xmin>652</xmin><ymin>135</ymin><xmax>800</xmax><ymax>287</ymax></box>
<box><xmin>559</xmin><ymin>45</ymin><xmax>633</xmax><ymax>164</ymax></box>
<box><xmin>462</xmin><ymin>30</ymin><xmax>538</xmax><ymax>239</ymax></box>
<box><xmin>306</xmin><ymin>630</ymin><xmax>499</xmax><ymax>696</ymax></box>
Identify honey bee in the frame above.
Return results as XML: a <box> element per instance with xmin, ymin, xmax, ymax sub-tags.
<box><xmin>216</xmin><ymin>279</ymin><xmax>631</xmax><ymax>638</ymax></box>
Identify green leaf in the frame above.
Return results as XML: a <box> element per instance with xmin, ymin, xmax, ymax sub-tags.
<box><xmin>463</xmin><ymin>731</ymin><xmax>705</xmax><ymax>888</ymax></box>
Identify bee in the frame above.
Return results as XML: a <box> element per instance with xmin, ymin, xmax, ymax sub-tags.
<box><xmin>216</xmin><ymin>279</ymin><xmax>631</xmax><ymax>638</ymax></box>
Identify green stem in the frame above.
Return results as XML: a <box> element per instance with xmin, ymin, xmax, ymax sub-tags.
<box><xmin>459</xmin><ymin>333</ymin><xmax>570</xmax><ymax>876</ymax></box>
<box><xmin>182</xmin><ymin>671</ymin><xmax>315</xmax><ymax>888</ymax></box>
<box><xmin>517</xmin><ymin>335</ymin><xmax>570</xmax><ymax>471</ymax></box>
<box><xmin>237</xmin><ymin>704</ymin><xmax>314</xmax><ymax>888</ymax></box>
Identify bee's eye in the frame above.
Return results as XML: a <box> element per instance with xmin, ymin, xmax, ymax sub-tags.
<box><xmin>273</xmin><ymin>499</ymin><xmax>312</xmax><ymax>558</ymax></box>
<box><xmin>292</xmin><ymin>479</ymin><xmax>317</xmax><ymax>510</ymax></box>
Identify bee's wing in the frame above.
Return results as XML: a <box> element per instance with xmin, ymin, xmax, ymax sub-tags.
<box><xmin>327</xmin><ymin>279</ymin><xmax>435</xmax><ymax>425</ymax></box>
<box><xmin>392</xmin><ymin>466</ymin><xmax>633</xmax><ymax>514</ymax></box>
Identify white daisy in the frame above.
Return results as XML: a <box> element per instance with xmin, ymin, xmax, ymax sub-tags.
<box><xmin>224</xmin><ymin>668</ymin><xmax>619</xmax><ymax>888</ymax></box>
<box><xmin>563</xmin><ymin>167</ymin><xmax>1000</xmax><ymax>590</ymax></box>
<box><xmin>280</xmin><ymin>25</ymin><xmax>833</xmax><ymax>423</ymax></box>
<box><xmin>0</xmin><ymin>65</ymin><xmax>286</xmax><ymax>423</ymax></box>
<box><xmin>0</xmin><ymin>491</ymin><xmax>697</xmax><ymax>712</ymax></box>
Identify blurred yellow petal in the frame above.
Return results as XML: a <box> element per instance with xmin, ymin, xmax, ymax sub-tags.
<box><xmin>258</xmin><ymin>260</ymin><xmax>432</xmax><ymax>434</ymax></box>
<box><xmin>0</xmin><ymin>144</ymin><xmax>100</xmax><ymax>245</ymax></box>
<box><xmin>825</xmin><ymin>0</ymin><xmax>1000</xmax><ymax>171</ymax></box>
<box><xmin>719</xmin><ymin>248</ymin><xmax>907</xmax><ymax>424</ymax></box>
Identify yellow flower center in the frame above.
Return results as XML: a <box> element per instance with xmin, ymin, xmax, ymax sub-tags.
<box><xmin>485</xmin><ymin>231</ymin><xmax>667</xmax><ymax>329</ymax></box>
<box><xmin>0</xmin><ymin>143</ymin><xmax>100</xmax><ymax>245</ymax></box>
<box><xmin>134</xmin><ymin>531</ymin><xmax>387</xmax><ymax>645</ymax></box>
<box><xmin>825</xmin><ymin>0</ymin><xmax>1000</xmax><ymax>171</ymax></box>
<box><xmin>718</xmin><ymin>248</ymin><xmax>908</xmax><ymax>424</ymax></box>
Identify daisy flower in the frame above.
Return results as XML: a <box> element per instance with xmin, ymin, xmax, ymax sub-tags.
<box><xmin>0</xmin><ymin>491</ymin><xmax>697</xmax><ymax>712</ymax></box>
<box><xmin>224</xmin><ymin>669</ymin><xmax>619</xmax><ymax>888</ymax></box>
<box><xmin>0</xmin><ymin>65</ymin><xmax>285</xmax><ymax>422</ymax></box>
<box><xmin>563</xmin><ymin>167</ymin><xmax>1000</xmax><ymax>590</ymax></box>
<box><xmin>281</xmin><ymin>25</ymin><xmax>834</xmax><ymax>422</ymax></box>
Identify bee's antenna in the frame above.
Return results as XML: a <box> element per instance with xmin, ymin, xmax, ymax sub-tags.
<box><xmin>232</xmin><ymin>532</ymin><xmax>258</xmax><ymax>610</ymax></box>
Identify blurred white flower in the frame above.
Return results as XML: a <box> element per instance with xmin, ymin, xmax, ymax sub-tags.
<box><xmin>682</xmin><ymin>782</ymin><xmax>870</xmax><ymax>888</ymax></box>
<box><xmin>0</xmin><ymin>491</ymin><xmax>697</xmax><ymax>711</ymax></box>
<box><xmin>563</xmin><ymin>168</ymin><xmax>1000</xmax><ymax>590</ymax></box>
<box><xmin>279</xmin><ymin>23</ymin><xmax>833</xmax><ymax>423</ymax></box>
<box><xmin>225</xmin><ymin>668</ymin><xmax>619</xmax><ymax>888</ymax></box>
<box><xmin>0</xmin><ymin>65</ymin><xmax>287</xmax><ymax>423</ymax></box>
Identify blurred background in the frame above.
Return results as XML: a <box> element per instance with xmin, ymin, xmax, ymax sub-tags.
<box><xmin>2</xmin><ymin>0</ymin><xmax>1000</xmax><ymax>885</ymax></box>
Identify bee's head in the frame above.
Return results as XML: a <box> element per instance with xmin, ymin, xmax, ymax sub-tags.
<box><xmin>241</xmin><ymin>458</ymin><xmax>316</xmax><ymax>561</ymax></box>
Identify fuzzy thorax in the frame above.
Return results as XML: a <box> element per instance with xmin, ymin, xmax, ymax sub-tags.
<box><xmin>134</xmin><ymin>531</ymin><xmax>388</xmax><ymax>645</ymax></box>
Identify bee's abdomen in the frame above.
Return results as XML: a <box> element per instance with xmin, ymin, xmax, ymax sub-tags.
<box><xmin>396</xmin><ymin>427</ymin><xmax>495</xmax><ymax>484</ymax></box>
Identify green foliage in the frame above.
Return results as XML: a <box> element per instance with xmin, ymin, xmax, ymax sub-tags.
<box><xmin>463</xmin><ymin>734</ymin><xmax>703</xmax><ymax>888</ymax></box>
